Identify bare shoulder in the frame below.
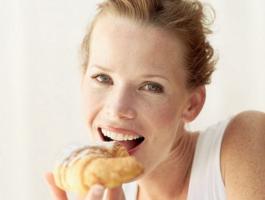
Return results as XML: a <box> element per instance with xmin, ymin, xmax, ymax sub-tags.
<box><xmin>221</xmin><ymin>110</ymin><xmax>265</xmax><ymax>200</ymax></box>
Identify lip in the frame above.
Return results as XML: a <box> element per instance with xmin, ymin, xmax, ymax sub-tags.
<box><xmin>97</xmin><ymin>125</ymin><xmax>145</xmax><ymax>154</ymax></box>
<box><xmin>99</xmin><ymin>125</ymin><xmax>143</xmax><ymax>137</ymax></box>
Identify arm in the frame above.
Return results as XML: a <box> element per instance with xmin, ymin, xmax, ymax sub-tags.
<box><xmin>221</xmin><ymin>110</ymin><xmax>265</xmax><ymax>200</ymax></box>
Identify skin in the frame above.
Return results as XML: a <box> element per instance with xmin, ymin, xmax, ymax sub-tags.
<box><xmin>81</xmin><ymin>14</ymin><xmax>204</xmax><ymax>180</ymax></box>
<box><xmin>46</xmin><ymin>14</ymin><xmax>265</xmax><ymax>200</ymax></box>
<box><xmin>221</xmin><ymin>111</ymin><xmax>265</xmax><ymax>200</ymax></box>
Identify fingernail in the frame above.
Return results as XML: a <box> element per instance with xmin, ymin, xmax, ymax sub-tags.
<box><xmin>92</xmin><ymin>185</ymin><xmax>105</xmax><ymax>197</ymax></box>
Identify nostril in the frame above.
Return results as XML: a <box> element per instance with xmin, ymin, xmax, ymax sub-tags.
<box><xmin>118</xmin><ymin>109</ymin><xmax>137</xmax><ymax>120</ymax></box>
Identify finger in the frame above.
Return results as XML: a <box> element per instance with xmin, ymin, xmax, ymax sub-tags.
<box><xmin>85</xmin><ymin>185</ymin><xmax>105</xmax><ymax>200</ymax></box>
<box><xmin>44</xmin><ymin>172</ymin><xmax>68</xmax><ymax>200</ymax></box>
<box><xmin>105</xmin><ymin>187</ymin><xmax>125</xmax><ymax>200</ymax></box>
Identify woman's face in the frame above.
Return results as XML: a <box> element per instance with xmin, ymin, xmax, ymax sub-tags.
<box><xmin>81</xmin><ymin>15</ymin><xmax>191</xmax><ymax>174</ymax></box>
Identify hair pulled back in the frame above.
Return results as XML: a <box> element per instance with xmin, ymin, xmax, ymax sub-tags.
<box><xmin>81</xmin><ymin>0</ymin><xmax>216</xmax><ymax>88</ymax></box>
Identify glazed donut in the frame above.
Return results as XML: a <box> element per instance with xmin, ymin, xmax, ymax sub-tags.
<box><xmin>53</xmin><ymin>142</ymin><xmax>144</xmax><ymax>195</ymax></box>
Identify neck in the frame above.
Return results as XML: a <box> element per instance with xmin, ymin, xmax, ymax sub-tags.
<box><xmin>137</xmin><ymin>130</ymin><xmax>199</xmax><ymax>200</ymax></box>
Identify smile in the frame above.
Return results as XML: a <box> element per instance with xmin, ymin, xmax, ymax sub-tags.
<box><xmin>98</xmin><ymin>127</ymin><xmax>145</xmax><ymax>153</ymax></box>
<box><xmin>101</xmin><ymin>128</ymin><xmax>142</xmax><ymax>141</ymax></box>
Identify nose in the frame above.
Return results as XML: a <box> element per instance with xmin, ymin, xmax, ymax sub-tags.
<box><xmin>105</xmin><ymin>86</ymin><xmax>137</xmax><ymax>120</ymax></box>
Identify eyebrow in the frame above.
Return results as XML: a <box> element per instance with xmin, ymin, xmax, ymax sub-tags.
<box><xmin>142</xmin><ymin>74</ymin><xmax>171</xmax><ymax>83</ymax></box>
<box><xmin>90</xmin><ymin>64</ymin><xmax>113</xmax><ymax>72</ymax></box>
<box><xmin>90</xmin><ymin>64</ymin><xmax>171</xmax><ymax>83</ymax></box>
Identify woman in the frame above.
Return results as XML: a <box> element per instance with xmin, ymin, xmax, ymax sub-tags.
<box><xmin>46</xmin><ymin>0</ymin><xmax>265</xmax><ymax>199</ymax></box>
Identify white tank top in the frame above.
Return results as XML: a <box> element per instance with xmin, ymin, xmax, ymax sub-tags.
<box><xmin>122</xmin><ymin>118</ymin><xmax>231</xmax><ymax>200</ymax></box>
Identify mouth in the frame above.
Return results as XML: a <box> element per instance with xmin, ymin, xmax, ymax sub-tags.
<box><xmin>98</xmin><ymin>127</ymin><xmax>145</xmax><ymax>153</ymax></box>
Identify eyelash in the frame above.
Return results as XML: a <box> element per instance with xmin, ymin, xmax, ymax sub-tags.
<box><xmin>91</xmin><ymin>74</ymin><xmax>164</xmax><ymax>93</ymax></box>
<box><xmin>91</xmin><ymin>73</ymin><xmax>113</xmax><ymax>85</ymax></box>
<box><xmin>141</xmin><ymin>82</ymin><xmax>164</xmax><ymax>93</ymax></box>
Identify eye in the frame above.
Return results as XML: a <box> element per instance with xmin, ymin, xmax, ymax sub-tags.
<box><xmin>141</xmin><ymin>82</ymin><xmax>164</xmax><ymax>93</ymax></box>
<box><xmin>91</xmin><ymin>74</ymin><xmax>113</xmax><ymax>85</ymax></box>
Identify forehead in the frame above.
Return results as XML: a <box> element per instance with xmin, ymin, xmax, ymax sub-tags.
<box><xmin>89</xmin><ymin>14</ymin><xmax>186</xmax><ymax>83</ymax></box>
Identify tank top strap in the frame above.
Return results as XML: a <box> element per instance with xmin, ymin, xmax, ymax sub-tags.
<box><xmin>187</xmin><ymin>117</ymin><xmax>232</xmax><ymax>200</ymax></box>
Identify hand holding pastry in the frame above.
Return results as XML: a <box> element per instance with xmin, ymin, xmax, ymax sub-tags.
<box><xmin>45</xmin><ymin>172</ymin><xmax>108</xmax><ymax>200</ymax></box>
<box><xmin>46</xmin><ymin>142</ymin><xmax>143</xmax><ymax>199</ymax></box>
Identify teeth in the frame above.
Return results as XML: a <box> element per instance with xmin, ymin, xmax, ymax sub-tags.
<box><xmin>101</xmin><ymin>128</ymin><xmax>142</xmax><ymax>141</ymax></box>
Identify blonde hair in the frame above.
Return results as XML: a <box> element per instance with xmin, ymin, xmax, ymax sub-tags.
<box><xmin>81</xmin><ymin>0</ymin><xmax>216</xmax><ymax>88</ymax></box>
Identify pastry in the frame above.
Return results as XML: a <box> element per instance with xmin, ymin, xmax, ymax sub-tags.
<box><xmin>53</xmin><ymin>142</ymin><xmax>144</xmax><ymax>195</ymax></box>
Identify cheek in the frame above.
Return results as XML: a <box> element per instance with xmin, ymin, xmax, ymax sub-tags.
<box><xmin>147</xmin><ymin>101</ymin><xmax>181</xmax><ymax>129</ymax></box>
<box><xmin>81</xmin><ymin>85</ymin><xmax>103</xmax><ymax>127</ymax></box>
<box><xmin>159</xmin><ymin>106</ymin><xmax>178</xmax><ymax>124</ymax></box>
<box><xmin>144</xmin><ymin>98</ymin><xmax>184</xmax><ymax>149</ymax></box>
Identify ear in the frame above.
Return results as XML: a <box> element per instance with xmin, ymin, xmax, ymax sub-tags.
<box><xmin>181</xmin><ymin>86</ymin><xmax>206</xmax><ymax>123</ymax></box>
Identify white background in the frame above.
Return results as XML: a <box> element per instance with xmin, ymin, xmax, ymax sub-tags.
<box><xmin>0</xmin><ymin>0</ymin><xmax>264</xmax><ymax>199</ymax></box>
